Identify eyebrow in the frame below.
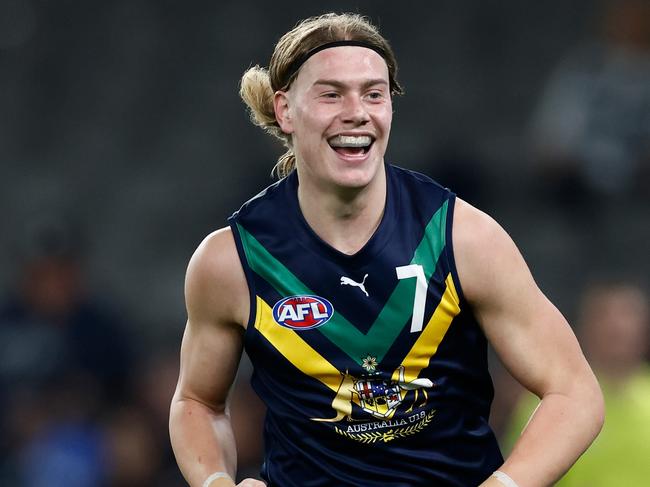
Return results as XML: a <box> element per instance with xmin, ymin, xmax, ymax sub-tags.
<box><xmin>312</xmin><ymin>78</ymin><xmax>389</xmax><ymax>90</ymax></box>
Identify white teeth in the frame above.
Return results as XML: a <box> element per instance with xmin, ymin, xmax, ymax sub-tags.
<box><xmin>329</xmin><ymin>135</ymin><xmax>372</xmax><ymax>148</ymax></box>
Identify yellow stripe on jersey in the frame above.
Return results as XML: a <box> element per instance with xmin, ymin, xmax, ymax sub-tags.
<box><xmin>393</xmin><ymin>273</ymin><xmax>461</xmax><ymax>384</ymax></box>
<box><xmin>255</xmin><ymin>296</ymin><xmax>341</xmax><ymax>393</ymax></box>
<box><xmin>256</xmin><ymin>273</ymin><xmax>460</xmax><ymax>393</ymax></box>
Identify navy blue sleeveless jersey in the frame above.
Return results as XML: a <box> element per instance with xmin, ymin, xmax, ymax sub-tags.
<box><xmin>228</xmin><ymin>164</ymin><xmax>503</xmax><ymax>486</ymax></box>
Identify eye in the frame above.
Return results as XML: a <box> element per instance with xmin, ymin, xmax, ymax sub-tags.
<box><xmin>366</xmin><ymin>90</ymin><xmax>385</xmax><ymax>101</ymax></box>
<box><xmin>321</xmin><ymin>92</ymin><xmax>340</xmax><ymax>99</ymax></box>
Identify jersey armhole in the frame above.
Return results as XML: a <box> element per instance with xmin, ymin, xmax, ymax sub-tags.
<box><xmin>228</xmin><ymin>218</ymin><xmax>258</xmax><ymax>330</ymax></box>
<box><xmin>444</xmin><ymin>194</ymin><xmax>468</xmax><ymax>307</ymax></box>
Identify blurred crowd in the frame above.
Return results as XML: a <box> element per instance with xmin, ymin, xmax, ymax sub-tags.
<box><xmin>1</xmin><ymin>0</ymin><xmax>649</xmax><ymax>485</ymax></box>
<box><xmin>0</xmin><ymin>224</ymin><xmax>185</xmax><ymax>486</ymax></box>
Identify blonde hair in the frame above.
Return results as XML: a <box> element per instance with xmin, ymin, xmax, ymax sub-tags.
<box><xmin>239</xmin><ymin>13</ymin><xmax>404</xmax><ymax>178</ymax></box>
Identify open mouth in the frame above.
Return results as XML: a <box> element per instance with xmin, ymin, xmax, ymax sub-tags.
<box><xmin>328</xmin><ymin>135</ymin><xmax>374</xmax><ymax>157</ymax></box>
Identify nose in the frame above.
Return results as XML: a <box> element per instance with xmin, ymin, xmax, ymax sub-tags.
<box><xmin>341</xmin><ymin>95</ymin><xmax>370</xmax><ymax>125</ymax></box>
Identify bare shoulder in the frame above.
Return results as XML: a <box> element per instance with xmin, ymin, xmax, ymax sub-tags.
<box><xmin>452</xmin><ymin>198</ymin><xmax>501</xmax><ymax>250</ymax></box>
<box><xmin>185</xmin><ymin>227</ymin><xmax>249</xmax><ymax>329</ymax></box>
<box><xmin>452</xmin><ymin>198</ymin><xmax>525</xmax><ymax>308</ymax></box>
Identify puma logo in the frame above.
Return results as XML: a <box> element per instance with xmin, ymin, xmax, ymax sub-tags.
<box><xmin>340</xmin><ymin>274</ymin><xmax>369</xmax><ymax>297</ymax></box>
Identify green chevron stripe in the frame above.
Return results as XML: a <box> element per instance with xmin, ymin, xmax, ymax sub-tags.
<box><xmin>237</xmin><ymin>199</ymin><xmax>448</xmax><ymax>365</ymax></box>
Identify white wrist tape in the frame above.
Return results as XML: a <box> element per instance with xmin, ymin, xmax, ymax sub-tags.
<box><xmin>492</xmin><ymin>470</ymin><xmax>520</xmax><ymax>487</ymax></box>
<box><xmin>202</xmin><ymin>471</ymin><xmax>233</xmax><ymax>487</ymax></box>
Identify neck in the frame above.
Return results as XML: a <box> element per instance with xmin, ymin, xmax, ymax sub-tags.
<box><xmin>296</xmin><ymin>167</ymin><xmax>387</xmax><ymax>255</ymax></box>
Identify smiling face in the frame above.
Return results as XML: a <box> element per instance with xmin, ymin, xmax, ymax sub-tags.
<box><xmin>274</xmin><ymin>46</ymin><xmax>393</xmax><ymax>191</ymax></box>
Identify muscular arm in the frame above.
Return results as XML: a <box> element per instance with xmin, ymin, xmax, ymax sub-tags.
<box><xmin>452</xmin><ymin>199</ymin><xmax>604</xmax><ymax>487</ymax></box>
<box><xmin>169</xmin><ymin>228</ymin><xmax>255</xmax><ymax>487</ymax></box>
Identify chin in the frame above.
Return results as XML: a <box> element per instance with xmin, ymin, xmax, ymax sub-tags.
<box><xmin>330</xmin><ymin>163</ymin><xmax>382</xmax><ymax>190</ymax></box>
<box><xmin>329</xmin><ymin>149</ymin><xmax>383</xmax><ymax>181</ymax></box>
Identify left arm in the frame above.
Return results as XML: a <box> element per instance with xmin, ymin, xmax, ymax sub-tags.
<box><xmin>452</xmin><ymin>199</ymin><xmax>604</xmax><ymax>487</ymax></box>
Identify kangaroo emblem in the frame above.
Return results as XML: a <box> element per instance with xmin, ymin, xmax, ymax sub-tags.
<box><xmin>340</xmin><ymin>274</ymin><xmax>369</xmax><ymax>297</ymax></box>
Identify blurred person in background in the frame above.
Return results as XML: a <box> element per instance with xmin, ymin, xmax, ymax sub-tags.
<box><xmin>529</xmin><ymin>0</ymin><xmax>650</xmax><ymax>207</ymax></box>
<box><xmin>503</xmin><ymin>280</ymin><xmax>650</xmax><ymax>486</ymax></box>
<box><xmin>170</xmin><ymin>12</ymin><xmax>603</xmax><ymax>487</ymax></box>
<box><xmin>0</xmin><ymin>222</ymin><xmax>133</xmax><ymax>486</ymax></box>
<box><xmin>103</xmin><ymin>405</ymin><xmax>163</xmax><ymax>487</ymax></box>
<box><xmin>113</xmin><ymin>349</ymin><xmax>189</xmax><ymax>487</ymax></box>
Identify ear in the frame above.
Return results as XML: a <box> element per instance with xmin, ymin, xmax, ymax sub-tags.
<box><xmin>274</xmin><ymin>91</ymin><xmax>294</xmax><ymax>134</ymax></box>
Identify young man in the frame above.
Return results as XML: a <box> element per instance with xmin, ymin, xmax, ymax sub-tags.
<box><xmin>169</xmin><ymin>13</ymin><xmax>604</xmax><ymax>487</ymax></box>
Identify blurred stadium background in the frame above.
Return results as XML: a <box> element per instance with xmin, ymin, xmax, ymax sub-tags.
<box><xmin>1</xmin><ymin>0</ymin><xmax>648</xmax><ymax>485</ymax></box>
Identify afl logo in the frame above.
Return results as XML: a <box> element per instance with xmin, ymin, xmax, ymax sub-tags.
<box><xmin>272</xmin><ymin>295</ymin><xmax>334</xmax><ymax>330</ymax></box>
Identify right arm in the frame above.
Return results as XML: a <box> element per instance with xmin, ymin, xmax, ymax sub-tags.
<box><xmin>169</xmin><ymin>228</ymin><xmax>262</xmax><ymax>487</ymax></box>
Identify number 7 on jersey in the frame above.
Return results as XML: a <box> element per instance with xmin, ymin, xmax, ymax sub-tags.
<box><xmin>396</xmin><ymin>264</ymin><xmax>427</xmax><ymax>333</ymax></box>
